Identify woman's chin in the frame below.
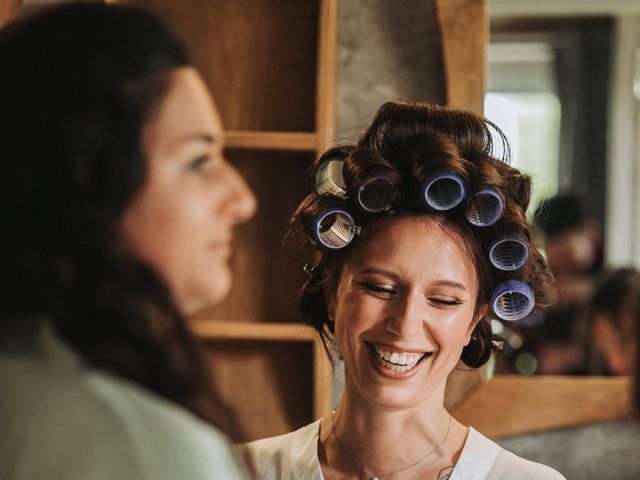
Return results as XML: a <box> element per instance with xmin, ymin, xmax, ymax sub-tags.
<box><xmin>177</xmin><ymin>271</ymin><xmax>233</xmax><ymax>316</ymax></box>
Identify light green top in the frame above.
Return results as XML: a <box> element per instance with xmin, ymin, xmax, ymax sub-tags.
<box><xmin>0</xmin><ymin>319</ymin><xmax>249</xmax><ymax>480</ymax></box>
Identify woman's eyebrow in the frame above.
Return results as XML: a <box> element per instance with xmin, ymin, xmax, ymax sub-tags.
<box><xmin>359</xmin><ymin>267</ymin><xmax>400</xmax><ymax>281</ymax></box>
<box><xmin>360</xmin><ymin>267</ymin><xmax>468</xmax><ymax>291</ymax></box>
<box><xmin>176</xmin><ymin>132</ymin><xmax>218</xmax><ymax>145</ymax></box>
<box><xmin>164</xmin><ymin>132</ymin><xmax>220</xmax><ymax>153</ymax></box>
<box><xmin>430</xmin><ymin>280</ymin><xmax>467</xmax><ymax>291</ymax></box>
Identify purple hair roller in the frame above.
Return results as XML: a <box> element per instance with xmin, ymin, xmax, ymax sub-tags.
<box><xmin>356</xmin><ymin>175</ymin><xmax>398</xmax><ymax>213</ymax></box>
<box><xmin>466</xmin><ymin>186</ymin><xmax>505</xmax><ymax>227</ymax></box>
<box><xmin>492</xmin><ymin>280</ymin><xmax>535</xmax><ymax>321</ymax></box>
<box><xmin>488</xmin><ymin>235</ymin><xmax>529</xmax><ymax>271</ymax></box>
<box><xmin>311</xmin><ymin>208</ymin><xmax>359</xmax><ymax>250</ymax></box>
<box><xmin>422</xmin><ymin>172</ymin><xmax>467</xmax><ymax>211</ymax></box>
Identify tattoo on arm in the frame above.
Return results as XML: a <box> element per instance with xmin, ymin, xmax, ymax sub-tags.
<box><xmin>436</xmin><ymin>466</ymin><xmax>454</xmax><ymax>479</ymax></box>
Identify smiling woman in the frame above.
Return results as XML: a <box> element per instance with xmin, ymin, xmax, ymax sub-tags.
<box><xmin>330</xmin><ymin>216</ymin><xmax>482</xmax><ymax>412</ymax></box>
<box><xmin>243</xmin><ymin>101</ymin><xmax>564</xmax><ymax>479</ymax></box>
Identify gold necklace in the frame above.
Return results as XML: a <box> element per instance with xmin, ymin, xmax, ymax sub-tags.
<box><xmin>330</xmin><ymin>411</ymin><xmax>452</xmax><ymax>480</ymax></box>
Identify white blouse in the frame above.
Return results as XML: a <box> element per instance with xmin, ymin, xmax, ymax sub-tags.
<box><xmin>244</xmin><ymin>419</ymin><xmax>566</xmax><ymax>480</ymax></box>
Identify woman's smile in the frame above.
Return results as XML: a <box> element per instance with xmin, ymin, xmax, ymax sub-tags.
<box><xmin>366</xmin><ymin>341</ymin><xmax>432</xmax><ymax>378</ymax></box>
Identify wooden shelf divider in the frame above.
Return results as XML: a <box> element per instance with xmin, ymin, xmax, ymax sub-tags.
<box><xmin>224</xmin><ymin>131</ymin><xmax>317</xmax><ymax>152</ymax></box>
<box><xmin>191</xmin><ymin>320</ymin><xmax>318</xmax><ymax>342</ymax></box>
<box><xmin>193</xmin><ymin>320</ymin><xmax>334</xmax><ymax>419</ymax></box>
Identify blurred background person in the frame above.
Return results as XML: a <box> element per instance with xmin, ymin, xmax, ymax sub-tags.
<box><xmin>583</xmin><ymin>268</ymin><xmax>638</xmax><ymax>376</ymax></box>
<box><xmin>531</xmin><ymin>192</ymin><xmax>604</xmax><ymax>374</ymax></box>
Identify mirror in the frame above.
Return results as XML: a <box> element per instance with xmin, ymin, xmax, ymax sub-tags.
<box><xmin>487</xmin><ymin>1</ymin><xmax>640</xmax><ymax>376</ymax></box>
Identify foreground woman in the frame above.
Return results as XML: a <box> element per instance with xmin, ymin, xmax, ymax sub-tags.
<box><xmin>246</xmin><ymin>101</ymin><xmax>565</xmax><ymax>479</ymax></box>
<box><xmin>0</xmin><ymin>3</ymin><xmax>255</xmax><ymax>479</ymax></box>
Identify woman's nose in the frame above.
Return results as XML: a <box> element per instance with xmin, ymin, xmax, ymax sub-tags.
<box><xmin>384</xmin><ymin>291</ymin><xmax>426</xmax><ymax>339</ymax></box>
<box><xmin>221</xmin><ymin>160</ymin><xmax>257</xmax><ymax>225</ymax></box>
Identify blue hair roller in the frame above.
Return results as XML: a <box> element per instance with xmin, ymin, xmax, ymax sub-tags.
<box><xmin>465</xmin><ymin>186</ymin><xmax>505</xmax><ymax>227</ymax></box>
<box><xmin>315</xmin><ymin>157</ymin><xmax>347</xmax><ymax>197</ymax></box>
<box><xmin>356</xmin><ymin>175</ymin><xmax>398</xmax><ymax>213</ymax></box>
<box><xmin>488</xmin><ymin>235</ymin><xmax>529</xmax><ymax>271</ymax></box>
<box><xmin>422</xmin><ymin>172</ymin><xmax>467</xmax><ymax>211</ymax></box>
<box><xmin>492</xmin><ymin>280</ymin><xmax>535</xmax><ymax>321</ymax></box>
<box><xmin>311</xmin><ymin>208</ymin><xmax>359</xmax><ymax>250</ymax></box>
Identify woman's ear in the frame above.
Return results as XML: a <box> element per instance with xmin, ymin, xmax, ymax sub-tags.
<box><xmin>465</xmin><ymin>304</ymin><xmax>488</xmax><ymax>346</ymax></box>
<box><xmin>325</xmin><ymin>289</ymin><xmax>336</xmax><ymax>322</ymax></box>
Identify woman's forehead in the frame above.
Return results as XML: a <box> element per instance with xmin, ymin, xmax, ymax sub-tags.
<box><xmin>346</xmin><ymin>216</ymin><xmax>478</xmax><ymax>283</ymax></box>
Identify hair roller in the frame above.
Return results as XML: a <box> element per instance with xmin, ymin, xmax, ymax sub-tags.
<box><xmin>488</xmin><ymin>235</ymin><xmax>529</xmax><ymax>271</ymax></box>
<box><xmin>343</xmin><ymin>148</ymin><xmax>401</xmax><ymax>213</ymax></box>
<box><xmin>310</xmin><ymin>208</ymin><xmax>360</xmax><ymax>250</ymax></box>
<box><xmin>421</xmin><ymin>172</ymin><xmax>468</xmax><ymax>211</ymax></box>
<box><xmin>315</xmin><ymin>155</ymin><xmax>347</xmax><ymax>198</ymax></box>
<box><xmin>492</xmin><ymin>280</ymin><xmax>535</xmax><ymax>321</ymax></box>
<box><xmin>286</xmin><ymin>102</ymin><xmax>556</xmax><ymax>367</ymax></box>
<box><xmin>355</xmin><ymin>175</ymin><xmax>399</xmax><ymax>213</ymax></box>
<box><xmin>465</xmin><ymin>186</ymin><xmax>505</xmax><ymax>227</ymax></box>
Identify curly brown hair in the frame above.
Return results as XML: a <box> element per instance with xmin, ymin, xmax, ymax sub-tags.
<box><xmin>287</xmin><ymin>101</ymin><xmax>556</xmax><ymax>368</ymax></box>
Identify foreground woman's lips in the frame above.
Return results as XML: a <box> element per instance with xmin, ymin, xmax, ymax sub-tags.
<box><xmin>209</xmin><ymin>238</ymin><xmax>232</xmax><ymax>249</ymax></box>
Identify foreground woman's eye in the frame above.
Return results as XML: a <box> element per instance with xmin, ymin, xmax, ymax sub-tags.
<box><xmin>357</xmin><ymin>282</ymin><xmax>396</xmax><ymax>298</ymax></box>
<box><xmin>188</xmin><ymin>154</ymin><xmax>211</xmax><ymax>172</ymax></box>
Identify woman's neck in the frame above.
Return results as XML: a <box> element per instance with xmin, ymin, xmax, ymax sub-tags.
<box><xmin>319</xmin><ymin>387</ymin><xmax>469</xmax><ymax>479</ymax></box>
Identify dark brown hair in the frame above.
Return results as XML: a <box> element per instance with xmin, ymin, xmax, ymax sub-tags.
<box><xmin>287</xmin><ymin>101</ymin><xmax>556</xmax><ymax>368</ymax></box>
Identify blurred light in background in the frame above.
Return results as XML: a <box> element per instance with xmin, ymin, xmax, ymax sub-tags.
<box><xmin>485</xmin><ymin>41</ymin><xmax>561</xmax><ymax>217</ymax></box>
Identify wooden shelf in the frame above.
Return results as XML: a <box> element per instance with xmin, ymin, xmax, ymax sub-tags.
<box><xmin>453</xmin><ymin>375</ymin><xmax>633</xmax><ymax>439</ymax></box>
<box><xmin>191</xmin><ymin>320</ymin><xmax>318</xmax><ymax>342</ymax></box>
<box><xmin>224</xmin><ymin>131</ymin><xmax>316</xmax><ymax>152</ymax></box>
<box><xmin>193</xmin><ymin>320</ymin><xmax>333</xmax><ymax>426</ymax></box>
<box><xmin>121</xmin><ymin>0</ymin><xmax>336</xmax><ymax>440</ymax></box>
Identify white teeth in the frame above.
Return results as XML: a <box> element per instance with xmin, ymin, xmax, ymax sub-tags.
<box><xmin>371</xmin><ymin>344</ymin><xmax>426</xmax><ymax>372</ymax></box>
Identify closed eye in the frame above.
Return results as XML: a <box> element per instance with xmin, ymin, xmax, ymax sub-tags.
<box><xmin>428</xmin><ymin>296</ymin><xmax>462</xmax><ymax>308</ymax></box>
<box><xmin>357</xmin><ymin>281</ymin><xmax>397</xmax><ymax>298</ymax></box>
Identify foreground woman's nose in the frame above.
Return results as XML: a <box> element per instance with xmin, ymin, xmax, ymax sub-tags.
<box><xmin>222</xmin><ymin>160</ymin><xmax>257</xmax><ymax>224</ymax></box>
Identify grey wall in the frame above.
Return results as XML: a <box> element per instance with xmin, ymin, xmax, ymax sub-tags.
<box><xmin>336</xmin><ymin>0</ymin><xmax>446</xmax><ymax>141</ymax></box>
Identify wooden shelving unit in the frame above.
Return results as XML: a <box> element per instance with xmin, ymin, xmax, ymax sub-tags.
<box><xmin>192</xmin><ymin>320</ymin><xmax>318</xmax><ymax>342</ymax></box>
<box><xmin>0</xmin><ymin>0</ymin><xmax>20</xmax><ymax>28</ymax></box>
<box><xmin>224</xmin><ymin>131</ymin><xmax>317</xmax><ymax>152</ymax></box>
<box><xmin>192</xmin><ymin>320</ymin><xmax>332</xmax><ymax>421</ymax></box>
<box><xmin>116</xmin><ymin>0</ymin><xmax>337</xmax><ymax>441</ymax></box>
<box><xmin>2</xmin><ymin>0</ymin><xmax>488</xmax><ymax>441</ymax></box>
<box><xmin>112</xmin><ymin>0</ymin><xmax>487</xmax><ymax>439</ymax></box>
